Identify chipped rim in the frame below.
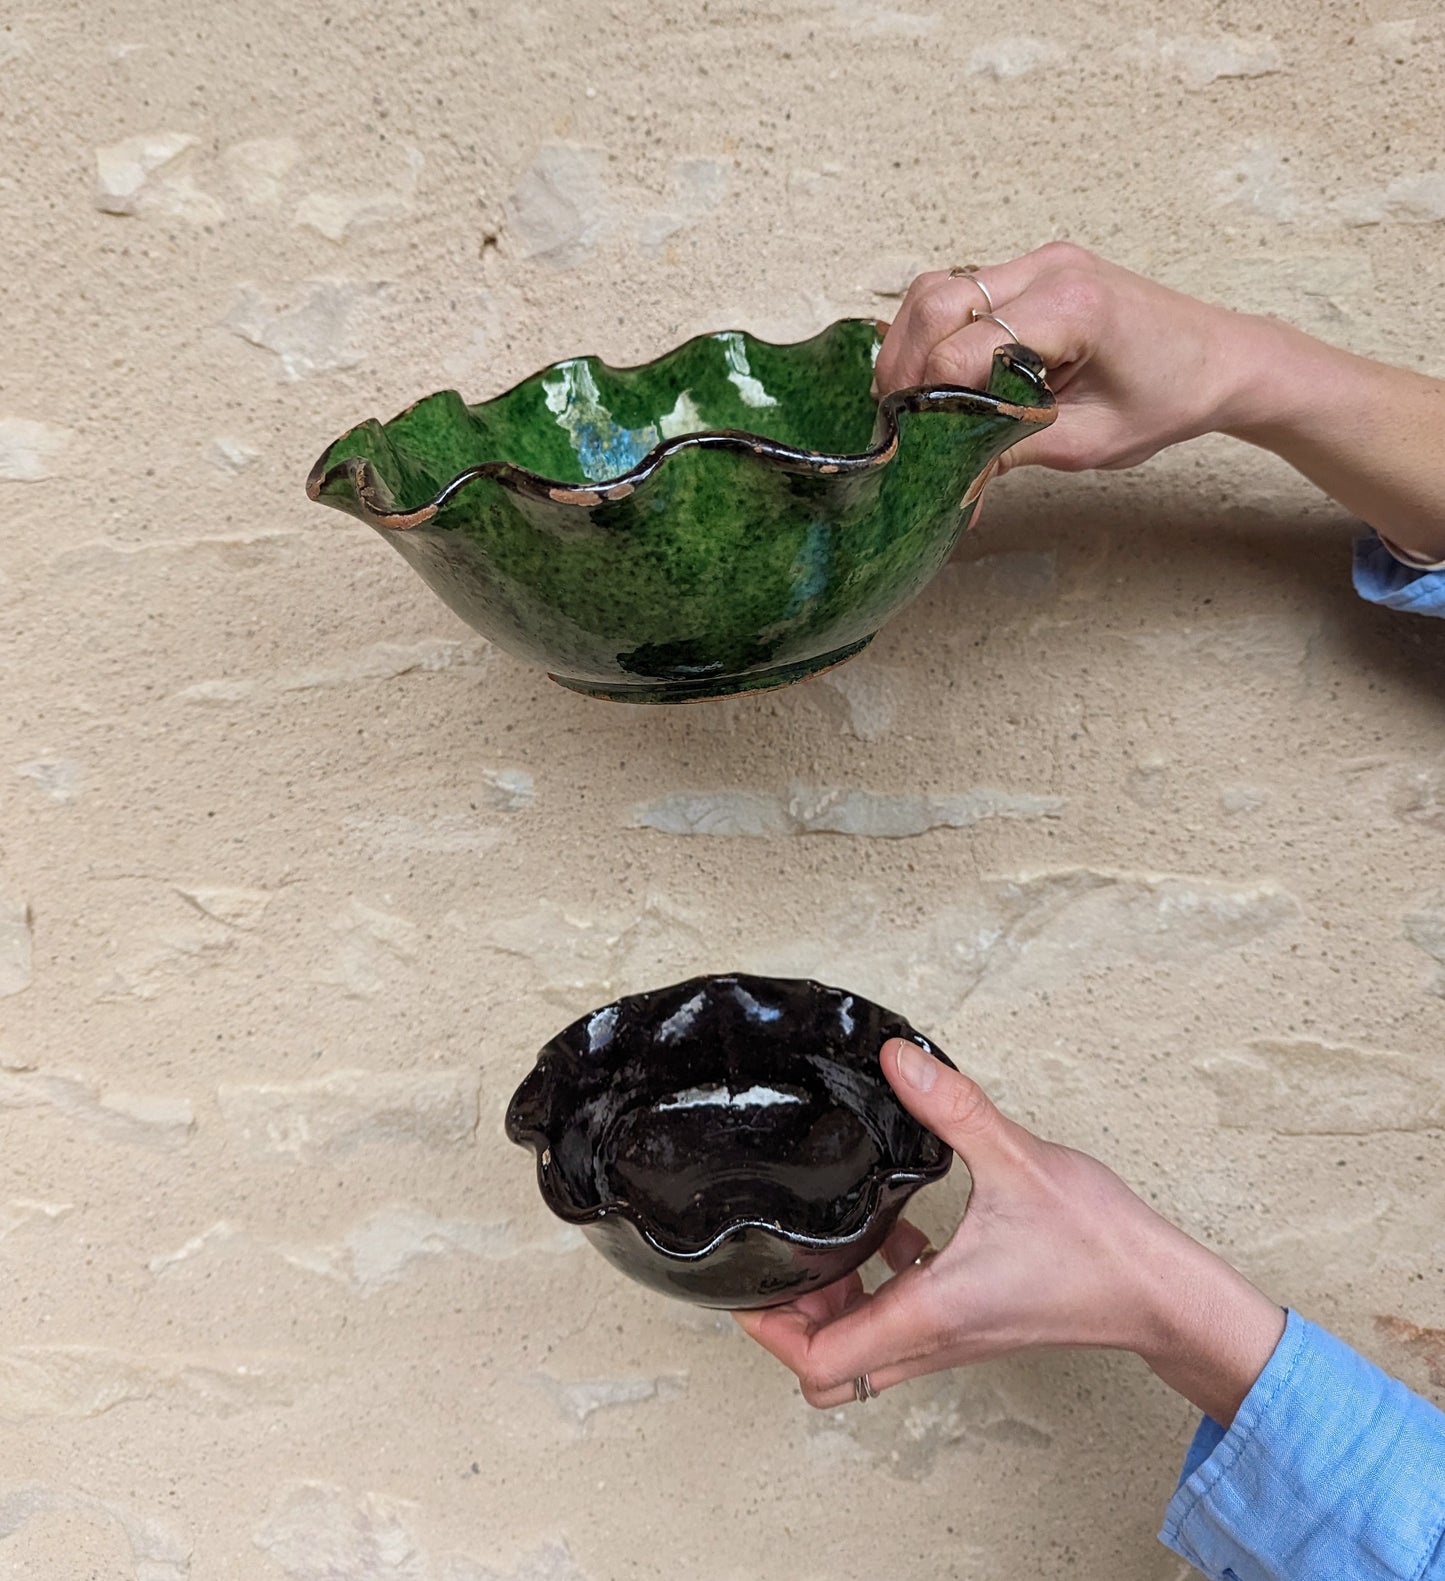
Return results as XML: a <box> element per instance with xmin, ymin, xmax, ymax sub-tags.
<box><xmin>503</xmin><ymin>973</ymin><xmax>955</xmax><ymax>1265</ymax></box>
<box><xmin>305</xmin><ymin>322</ymin><xmax>1055</xmax><ymax>531</ymax></box>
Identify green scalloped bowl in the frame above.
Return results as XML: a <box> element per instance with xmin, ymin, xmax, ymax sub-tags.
<box><xmin>306</xmin><ymin>319</ymin><xmax>1055</xmax><ymax>702</ymax></box>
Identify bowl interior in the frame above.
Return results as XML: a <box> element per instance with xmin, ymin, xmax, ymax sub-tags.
<box><xmin>512</xmin><ymin>975</ymin><xmax>950</xmax><ymax>1254</ymax></box>
<box><xmin>324</xmin><ymin>321</ymin><xmax>884</xmax><ymax>493</ymax></box>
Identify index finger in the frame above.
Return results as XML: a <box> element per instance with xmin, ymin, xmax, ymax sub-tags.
<box><xmin>732</xmin><ymin>1269</ymin><xmax>866</xmax><ymax>1363</ymax></box>
<box><xmin>874</xmin><ymin>247</ymin><xmax>1065</xmax><ymax>395</ymax></box>
<box><xmin>754</xmin><ymin>1262</ymin><xmax>946</xmax><ymax>1409</ymax></box>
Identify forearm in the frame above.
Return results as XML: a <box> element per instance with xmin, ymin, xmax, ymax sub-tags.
<box><xmin>1219</xmin><ymin>315</ymin><xmax>1445</xmax><ymax>562</ymax></box>
<box><xmin>1123</xmin><ymin>1213</ymin><xmax>1286</xmax><ymax>1427</ymax></box>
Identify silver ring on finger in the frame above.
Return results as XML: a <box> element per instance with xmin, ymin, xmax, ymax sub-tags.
<box><xmin>853</xmin><ymin>1373</ymin><xmax>879</xmax><ymax>1403</ymax></box>
<box><xmin>971</xmin><ymin>309</ymin><xmax>1021</xmax><ymax>345</ymax></box>
<box><xmin>948</xmin><ymin>265</ymin><xmax>994</xmax><ymax>315</ymax></box>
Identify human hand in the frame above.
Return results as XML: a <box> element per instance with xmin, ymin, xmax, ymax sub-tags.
<box><xmin>734</xmin><ymin>1040</ymin><xmax>1285</xmax><ymax>1427</ymax></box>
<box><xmin>873</xmin><ymin>243</ymin><xmax>1262</xmax><ymax>474</ymax></box>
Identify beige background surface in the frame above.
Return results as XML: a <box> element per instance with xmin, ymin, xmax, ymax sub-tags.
<box><xmin>3</xmin><ymin>1</ymin><xmax>1444</xmax><ymax>1576</ymax></box>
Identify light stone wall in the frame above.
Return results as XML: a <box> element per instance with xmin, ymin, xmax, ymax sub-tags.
<box><xmin>3</xmin><ymin>2</ymin><xmax>1444</xmax><ymax>1576</ymax></box>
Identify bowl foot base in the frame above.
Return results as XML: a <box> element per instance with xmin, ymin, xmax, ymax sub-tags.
<box><xmin>550</xmin><ymin>636</ymin><xmax>875</xmax><ymax>704</ymax></box>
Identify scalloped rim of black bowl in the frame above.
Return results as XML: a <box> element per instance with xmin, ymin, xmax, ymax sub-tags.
<box><xmin>305</xmin><ymin>324</ymin><xmax>1054</xmax><ymax>530</ymax></box>
<box><xmin>504</xmin><ymin>973</ymin><xmax>955</xmax><ymax>1264</ymax></box>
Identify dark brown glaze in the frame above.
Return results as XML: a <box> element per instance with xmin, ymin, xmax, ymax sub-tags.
<box><xmin>505</xmin><ymin>974</ymin><xmax>955</xmax><ymax>1309</ymax></box>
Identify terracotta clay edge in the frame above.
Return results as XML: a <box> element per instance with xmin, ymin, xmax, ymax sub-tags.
<box><xmin>960</xmin><ymin>457</ymin><xmax>999</xmax><ymax>509</ymax></box>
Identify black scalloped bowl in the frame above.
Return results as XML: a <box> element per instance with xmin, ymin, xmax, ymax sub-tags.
<box><xmin>505</xmin><ymin>974</ymin><xmax>954</xmax><ymax>1309</ymax></box>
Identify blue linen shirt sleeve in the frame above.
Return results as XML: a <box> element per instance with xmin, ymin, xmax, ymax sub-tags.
<box><xmin>1354</xmin><ymin>534</ymin><xmax>1445</xmax><ymax>617</ymax></box>
<box><xmin>1160</xmin><ymin>1310</ymin><xmax>1445</xmax><ymax>1580</ymax></box>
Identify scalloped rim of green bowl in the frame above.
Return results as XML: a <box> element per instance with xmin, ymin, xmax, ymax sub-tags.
<box><xmin>305</xmin><ymin>321</ymin><xmax>1056</xmax><ymax>531</ymax></box>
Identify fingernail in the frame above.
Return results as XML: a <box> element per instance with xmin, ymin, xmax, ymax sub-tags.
<box><xmin>895</xmin><ymin>1041</ymin><xmax>938</xmax><ymax>1092</ymax></box>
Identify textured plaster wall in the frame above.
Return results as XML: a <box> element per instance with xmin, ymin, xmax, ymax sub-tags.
<box><xmin>3</xmin><ymin>2</ymin><xmax>1444</xmax><ymax>1577</ymax></box>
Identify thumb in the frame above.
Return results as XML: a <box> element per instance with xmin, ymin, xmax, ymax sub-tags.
<box><xmin>995</xmin><ymin>426</ymin><xmax>1051</xmax><ymax>473</ymax></box>
<box><xmin>881</xmin><ymin>1038</ymin><xmax>1022</xmax><ymax>1171</ymax></box>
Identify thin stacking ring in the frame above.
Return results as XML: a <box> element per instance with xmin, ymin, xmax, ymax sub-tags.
<box><xmin>948</xmin><ymin>266</ymin><xmax>995</xmax><ymax>315</ymax></box>
<box><xmin>853</xmin><ymin>1373</ymin><xmax>879</xmax><ymax>1403</ymax></box>
<box><xmin>913</xmin><ymin>1244</ymin><xmax>939</xmax><ymax>1268</ymax></box>
<box><xmin>972</xmin><ymin>309</ymin><xmax>1021</xmax><ymax>345</ymax></box>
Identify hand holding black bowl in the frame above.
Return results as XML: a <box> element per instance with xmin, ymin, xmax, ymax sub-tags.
<box><xmin>735</xmin><ymin>1039</ymin><xmax>1286</xmax><ymax>1428</ymax></box>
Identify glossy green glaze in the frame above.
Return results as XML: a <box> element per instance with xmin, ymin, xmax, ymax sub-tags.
<box><xmin>306</xmin><ymin>320</ymin><xmax>1055</xmax><ymax>702</ymax></box>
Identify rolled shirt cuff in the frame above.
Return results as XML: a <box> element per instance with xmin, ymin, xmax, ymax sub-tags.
<box><xmin>1160</xmin><ymin>1310</ymin><xmax>1445</xmax><ymax>1581</ymax></box>
<box><xmin>1354</xmin><ymin>533</ymin><xmax>1445</xmax><ymax>616</ymax></box>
